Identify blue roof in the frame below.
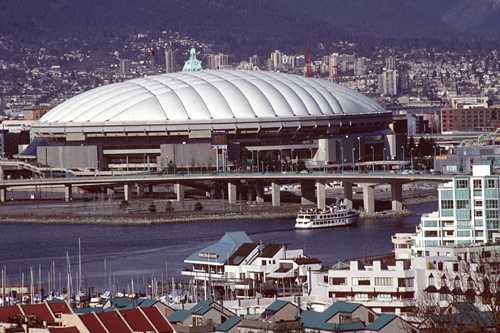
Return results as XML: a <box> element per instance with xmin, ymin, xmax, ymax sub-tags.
<box><xmin>185</xmin><ymin>232</ymin><xmax>253</xmax><ymax>264</ymax></box>
<box><xmin>216</xmin><ymin>315</ymin><xmax>241</xmax><ymax>332</ymax></box>
<box><xmin>266</xmin><ymin>300</ymin><xmax>290</xmax><ymax>312</ymax></box>
<box><xmin>168</xmin><ymin>310</ymin><xmax>191</xmax><ymax>323</ymax></box>
<box><xmin>321</xmin><ymin>301</ymin><xmax>361</xmax><ymax>321</ymax></box>
<box><xmin>300</xmin><ymin>310</ymin><xmax>366</xmax><ymax>331</ymax></box>
<box><xmin>190</xmin><ymin>300</ymin><xmax>214</xmax><ymax>316</ymax></box>
<box><xmin>366</xmin><ymin>314</ymin><xmax>397</xmax><ymax>331</ymax></box>
<box><xmin>300</xmin><ymin>302</ymin><xmax>365</xmax><ymax>332</ymax></box>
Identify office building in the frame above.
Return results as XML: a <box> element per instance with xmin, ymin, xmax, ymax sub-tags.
<box><xmin>165</xmin><ymin>47</ymin><xmax>175</xmax><ymax>73</ymax></box>
<box><xmin>378</xmin><ymin>70</ymin><xmax>398</xmax><ymax>96</ymax></box>
<box><xmin>207</xmin><ymin>53</ymin><xmax>229</xmax><ymax>70</ymax></box>
<box><xmin>440</xmin><ymin>107</ymin><xmax>500</xmax><ymax>133</ymax></box>
<box><xmin>119</xmin><ymin>58</ymin><xmax>130</xmax><ymax>75</ymax></box>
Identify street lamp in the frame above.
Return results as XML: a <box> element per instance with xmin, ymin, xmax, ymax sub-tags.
<box><xmin>340</xmin><ymin>145</ymin><xmax>344</xmax><ymax>173</ymax></box>
<box><xmin>357</xmin><ymin>136</ymin><xmax>361</xmax><ymax>164</ymax></box>
<box><xmin>383</xmin><ymin>147</ymin><xmax>387</xmax><ymax>172</ymax></box>
<box><xmin>432</xmin><ymin>145</ymin><xmax>437</xmax><ymax>169</ymax></box>
<box><xmin>371</xmin><ymin>145</ymin><xmax>375</xmax><ymax>172</ymax></box>
<box><xmin>401</xmin><ymin>145</ymin><xmax>405</xmax><ymax>172</ymax></box>
<box><xmin>352</xmin><ymin>148</ymin><xmax>355</xmax><ymax>173</ymax></box>
<box><xmin>410</xmin><ymin>148</ymin><xmax>414</xmax><ymax>171</ymax></box>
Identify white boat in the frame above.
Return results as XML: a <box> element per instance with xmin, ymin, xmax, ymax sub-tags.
<box><xmin>295</xmin><ymin>202</ymin><xmax>359</xmax><ymax>229</ymax></box>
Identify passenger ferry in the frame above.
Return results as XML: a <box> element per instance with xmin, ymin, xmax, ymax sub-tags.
<box><xmin>295</xmin><ymin>202</ymin><xmax>359</xmax><ymax>229</ymax></box>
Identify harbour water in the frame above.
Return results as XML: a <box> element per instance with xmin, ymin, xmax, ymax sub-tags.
<box><xmin>0</xmin><ymin>201</ymin><xmax>437</xmax><ymax>291</ymax></box>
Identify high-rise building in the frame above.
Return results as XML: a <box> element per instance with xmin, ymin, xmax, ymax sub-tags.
<box><xmin>119</xmin><ymin>59</ymin><xmax>130</xmax><ymax>75</ymax></box>
<box><xmin>378</xmin><ymin>69</ymin><xmax>398</xmax><ymax>96</ymax></box>
<box><xmin>165</xmin><ymin>47</ymin><xmax>175</xmax><ymax>73</ymax></box>
<box><xmin>413</xmin><ymin>163</ymin><xmax>500</xmax><ymax>251</ymax></box>
<box><xmin>207</xmin><ymin>53</ymin><xmax>229</xmax><ymax>70</ymax></box>
<box><xmin>249</xmin><ymin>55</ymin><xmax>260</xmax><ymax>67</ymax></box>
<box><xmin>270</xmin><ymin>50</ymin><xmax>283</xmax><ymax>71</ymax></box>
<box><xmin>385</xmin><ymin>56</ymin><xmax>396</xmax><ymax>70</ymax></box>
<box><xmin>354</xmin><ymin>57</ymin><xmax>367</xmax><ymax>76</ymax></box>
<box><xmin>328</xmin><ymin>53</ymin><xmax>338</xmax><ymax>79</ymax></box>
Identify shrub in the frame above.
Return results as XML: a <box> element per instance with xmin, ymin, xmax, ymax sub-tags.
<box><xmin>194</xmin><ymin>201</ymin><xmax>203</xmax><ymax>211</ymax></box>
<box><xmin>148</xmin><ymin>202</ymin><xmax>157</xmax><ymax>213</ymax></box>
<box><xmin>165</xmin><ymin>201</ymin><xmax>174</xmax><ymax>213</ymax></box>
<box><xmin>120</xmin><ymin>200</ymin><xmax>129</xmax><ymax>209</ymax></box>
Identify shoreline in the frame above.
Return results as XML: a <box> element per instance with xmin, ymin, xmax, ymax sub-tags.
<box><xmin>0</xmin><ymin>187</ymin><xmax>437</xmax><ymax>225</ymax></box>
<box><xmin>0</xmin><ymin>198</ymin><xmax>435</xmax><ymax>225</ymax></box>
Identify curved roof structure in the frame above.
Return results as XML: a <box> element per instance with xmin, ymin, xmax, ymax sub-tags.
<box><xmin>40</xmin><ymin>70</ymin><xmax>386</xmax><ymax>124</ymax></box>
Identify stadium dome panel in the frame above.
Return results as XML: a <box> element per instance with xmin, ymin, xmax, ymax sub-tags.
<box><xmin>39</xmin><ymin>70</ymin><xmax>387</xmax><ymax>125</ymax></box>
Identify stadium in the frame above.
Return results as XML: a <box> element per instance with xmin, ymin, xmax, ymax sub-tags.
<box><xmin>31</xmin><ymin>70</ymin><xmax>397</xmax><ymax>172</ymax></box>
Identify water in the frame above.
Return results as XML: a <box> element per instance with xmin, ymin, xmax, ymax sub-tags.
<box><xmin>0</xmin><ymin>201</ymin><xmax>437</xmax><ymax>291</ymax></box>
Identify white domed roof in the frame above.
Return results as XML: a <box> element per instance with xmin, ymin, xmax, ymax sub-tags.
<box><xmin>40</xmin><ymin>70</ymin><xmax>385</xmax><ymax>124</ymax></box>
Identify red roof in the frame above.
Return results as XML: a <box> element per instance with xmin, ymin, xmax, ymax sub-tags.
<box><xmin>97</xmin><ymin>311</ymin><xmax>132</xmax><ymax>333</ymax></box>
<box><xmin>120</xmin><ymin>309</ymin><xmax>155</xmax><ymax>332</ymax></box>
<box><xmin>141</xmin><ymin>307</ymin><xmax>174</xmax><ymax>333</ymax></box>
<box><xmin>80</xmin><ymin>313</ymin><xmax>108</xmax><ymax>333</ymax></box>
<box><xmin>47</xmin><ymin>302</ymin><xmax>72</xmax><ymax>315</ymax></box>
<box><xmin>0</xmin><ymin>304</ymin><xmax>23</xmax><ymax>323</ymax></box>
<box><xmin>21</xmin><ymin>303</ymin><xmax>55</xmax><ymax>324</ymax></box>
<box><xmin>48</xmin><ymin>327</ymin><xmax>81</xmax><ymax>333</ymax></box>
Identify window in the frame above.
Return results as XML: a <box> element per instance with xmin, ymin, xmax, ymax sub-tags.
<box><xmin>330</xmin><ymin>277</ymin><xmax>346</xmax><ymax>285</ymax></box>
<box><xmin>486</xmin><ymin>210</ymin><xmax>499</xmax><ymax>219</ymax></box>
<box><xmin>487</xmin><ymin>179</ymin><xmax>497</xmax><ymax>188</ymax></box>
<box><xmin>473</xmin><ymin>179</ymin><xmax>482</xmax><ymax>189</ymax></box>
<box><xmin>486</xmin><ymin>200</ymin><xmax>498</xmax><ymax>209</ymax></box>
<box><xmin>352</xmin><ymin>277</ymin><xmax>371</xmax><ymax>286</ymax></box>
<box><xmin>456</xmin><ymin>200</ymin><xmax>469</xmax><ymax>209</ymax></box>
<box><xmin>475</xmin><ymin>210</ymin><xmax>483</xmax><ymax>217</ymax></box>
<box><xmin>374</xmin><ymin>277</ymin><xmax>393</xmax><ymax>286</ymax></box>
<box><xmin>456</xmin><ymin>179</ymin><xmax>469</xmax><ymax>188</ymax></box>
<box><xmin>425</xmin><ymin>231</ymin><xmax>438</xmax><ymax>237</ymax></box>
<box><xmin>424</xmin><ymin>220</ymin><xmax>438</xmax><ymax>227</ymax></box>
<box><xmin>441</xmin><ymin>200</ymin><xmax>454</xmax><ymax>209</ymax></box>
<box><xmin>475</xmin><ymin>200</ymin><xmax>483</xmax><ymax>207</ymax></box>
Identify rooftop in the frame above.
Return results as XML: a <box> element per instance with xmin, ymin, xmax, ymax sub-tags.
<box><xmin>185</xmin><ymin>232</ymin><xmax>253</xmax><ymax>265</ymax></box>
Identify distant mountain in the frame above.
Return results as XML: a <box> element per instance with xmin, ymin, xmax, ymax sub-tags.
<box><xmin>0</xmin><ymin>0</ymin><xmax>344</xmax><ymax>54</ymax></box>
<box><xmin>0</xmin><ymin>0</ymin><xmax>499</xmax><ymax>52</ymax></box>
<box><xmin>280</xmin><ymin>0</ymin><xmax>500</xmax><ymax>39</ymax></box>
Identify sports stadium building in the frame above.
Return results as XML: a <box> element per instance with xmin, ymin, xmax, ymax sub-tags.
<box><xmin>31</xmin><ymin>70</ymin><xmax>399</xmax><ymax>172</ymax></box>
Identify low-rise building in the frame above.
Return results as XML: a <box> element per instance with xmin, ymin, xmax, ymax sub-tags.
<box><xmin>182</xmin><ymin>232</ymin><xmax>322</xmax><ymax>299</ymax></box>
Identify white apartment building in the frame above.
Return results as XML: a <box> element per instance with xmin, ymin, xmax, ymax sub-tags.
<box><xmin>307</xmin><ymin>258</ymin><xmax>415</xmax><ymax>316</ymax></box>
<box><xmin>413</xmin><ymin>164</ymin><xmax>500</xmax><ymax>254</ymax></box>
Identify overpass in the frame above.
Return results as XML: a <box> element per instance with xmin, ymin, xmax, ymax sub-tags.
<box><xmin>0</xmin><ymin>171</ymin><xmax>451</xmax><ymax>214</ymax></box>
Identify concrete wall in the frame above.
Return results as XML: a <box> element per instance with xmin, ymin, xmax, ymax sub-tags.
<box><xmin>37</xmin><ymin>145</ymin><xmax>99</xmax><ymax>169</ymax></box>
<box><xmin>160</xmin><ymin>143</ymin><xmax>216</xmax><ymax>169</ymax></box>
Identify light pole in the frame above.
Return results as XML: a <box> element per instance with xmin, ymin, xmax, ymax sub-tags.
<box><xmin>357</xmin><ymin>136</ymin><xmax>361</xmax><ymax>165</ymax></box>
<box><xmin>352</xmin><ymin>148</ymin><xmax>355</xmax><ymax>172</ymax></box>
<box><xmin>432</xmin><ymin>145</ymin><xmax>437</xmax><ymax>169</ymax></box>
<box><xmin>410</xmin><ymin>148</ymin><xmax>414</xmax><ymax>171</ymax></box>
<box><xmin>344</xmin><ymin>134</ymin><xmax>348</xmax><ymax>173</ymax></box>
<box><xmin>340</xmin><ymin>145</ymin><xmax>344</xmax><ymax>173</ymax></box>
<box><xmin>383</xmin><ymin>147</ymin><xmax>387</xmax><ymax>172</ymax></box>
<box><xmin>371</xmin><ymin>146</ymin><xmax>375</xmax><ymax>172</ymax></box>
<box><xmin>401</xmin><ymin>145</ymin><xmax>405</xmax><ymax>172</ymax></box>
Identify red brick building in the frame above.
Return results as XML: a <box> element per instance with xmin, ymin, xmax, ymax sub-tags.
<box><xmin>440</xmin><ymin>107</ymin><xmax>500</xmax><ymax>133</ymax></box>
